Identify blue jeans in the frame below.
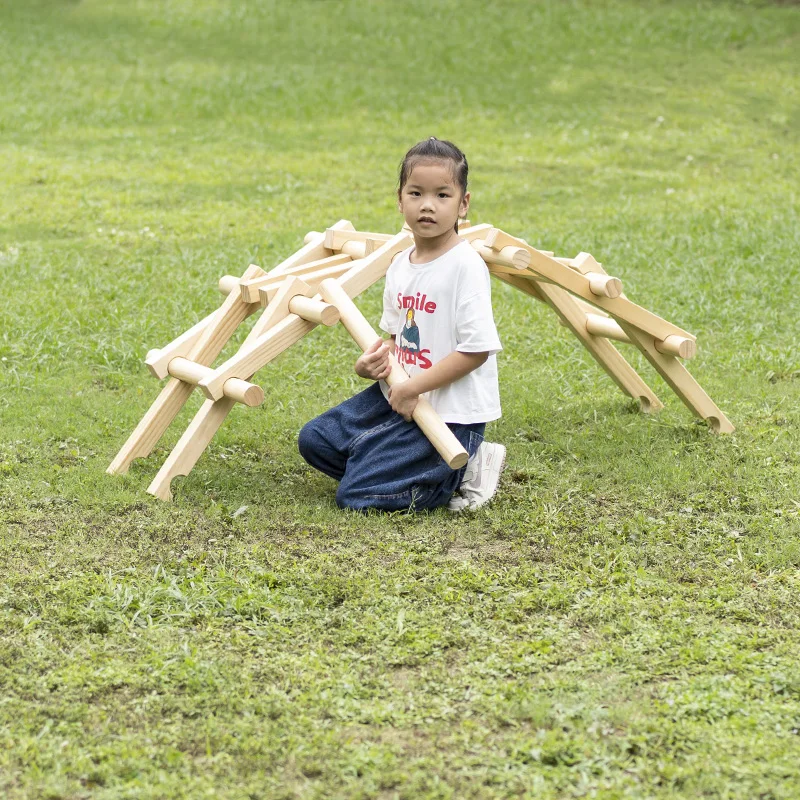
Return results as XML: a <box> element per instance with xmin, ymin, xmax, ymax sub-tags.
<box><xmin>298</xmin><ymin>383</ymin><xmax>485</xmax><ymax>512</ymax></box>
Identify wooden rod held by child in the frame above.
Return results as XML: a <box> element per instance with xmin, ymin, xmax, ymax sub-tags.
<box><xmin>319</xmin><ymin>278</ymin><xmax>469</xmax><ymax>470</ymax></box>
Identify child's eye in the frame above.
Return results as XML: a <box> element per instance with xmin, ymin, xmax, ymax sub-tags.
<box><xmin>409</xmin><ymin>191</ymin><xmax>420</xmax><ymax>196</ymax></box>
<box><xmin>439</xmin><ymin>193</ymin><xmax>450</xmax><ymax>198</ymax></box>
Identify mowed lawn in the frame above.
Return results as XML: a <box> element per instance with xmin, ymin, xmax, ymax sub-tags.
<box><xmin>1</xmin><ymin>0</ymin><xmax>799</xmax><ymax>797</ymax></box>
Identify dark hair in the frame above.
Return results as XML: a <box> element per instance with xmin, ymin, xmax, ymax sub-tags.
<box><xmin>398</xmin><ymin>137</ymin><xmax>469</xmax><ymax>233</ymax></box>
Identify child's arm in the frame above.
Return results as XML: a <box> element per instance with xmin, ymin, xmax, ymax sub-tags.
<box><xmin>388</xmin><ymin>350</ymin><xmax>488</xmax><ymax>420</ymax></box>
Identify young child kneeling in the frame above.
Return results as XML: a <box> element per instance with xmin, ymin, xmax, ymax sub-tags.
<box><xmin>299</xmin><ymin>137</ymin><xmax>505</xmax><ymax>512</ymax></box>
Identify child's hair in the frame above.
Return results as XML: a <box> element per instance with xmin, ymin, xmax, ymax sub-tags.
<box><xmin>398</xmin><ymin>137</ymin><xmax>469</xmax><ymax>233</ymax></box>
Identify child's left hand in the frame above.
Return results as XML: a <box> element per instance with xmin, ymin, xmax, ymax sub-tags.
<box><xmin>387</xmin><ymin>382</ymin><xmax>419</xmax><ymax>422</ymax></box>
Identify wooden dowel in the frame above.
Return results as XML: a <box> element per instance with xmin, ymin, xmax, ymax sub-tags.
<box><xmin>319</xmin><ymin>278</ymin><xmax>468</xmax><ymax>470</ymax></box>
<box><xmin>258</xmin><ymin>262</ymin><xmax>352</xmax><ymax>307</ymax></box>
<box><xmin>287</xmin><ymin>295</ymin><xmax>340</xmax><ymax>326</ymax></box>
<box><xmin>587</xmin><ymin>272</ymin><xmax>623</xmax><ymax>299</ymax></box>
<box><xmin>167</xmin><ymin>358</ymin><xmax>264</xmax><ymax>407</ymax></box>
<box><xmin>471</xmin><ymin>239</ymin><xmax>530</xmax><ymax>270</ymax></box>
<box><xmin>586</xmin><ymin>313</ymin><xmax>630</xmax><ymax>342</ymax></box>
<box><xmin>218</xmin><ymin>275</ymin><xmax>239</xmax><ymax>295</ymax></box>
<box><xmin>240</xmin><ymin>253</ymin><xmax>353</xmax><ymax>303</ymax></box>
<box><xmin>654</xmin><ymin>334</ymin><xmax>697</xmax><ymax>360</ymax></box>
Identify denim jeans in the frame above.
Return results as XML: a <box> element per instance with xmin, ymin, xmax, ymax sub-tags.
<box><xmin>298</xmin><ymin>383</ymin><xmax>485</xmax><ymax>512</ymax></box>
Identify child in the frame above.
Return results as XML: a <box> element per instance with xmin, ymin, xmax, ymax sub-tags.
<box><xmin>298</xmin><ymin>137</ymin><xmax>505</xmax><ymax>512</ymax></box>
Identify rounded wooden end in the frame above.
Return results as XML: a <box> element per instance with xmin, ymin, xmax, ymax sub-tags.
<box><xmin>319</xmin><ymin>304</ymin><xmax>341</xmax><ymax>327</ymax></box>
<box><xmin>449</xmin><ymin>451</ymin><xmax>470</xmax><ymax>470</ymax></box>
<box><xmin>655</xmin><ymin>335</ymin><xmax>697</xmax><ymax>360</ymax></box>
<box><xmin>240</xmin><ymin>383</ymin><xmax>265</xmax><ymax>407</ymax></box>
<box><xmin>223</xmin><ymin>378</ymin><xmax>264</xmax><ymax>407</ymax></box>
<box><xmin>218</xmin><ymin>275</ymin><xmax>239</xmax><ymax>295</ymax></box>
<box><xmin>587</xmin><ymin>273</ymin><xmax>622</xmax><ymax>299</ymax></box>
<box><xmin>304</xmin><ymin>231</ymin><xmax>322</xmax><ymax>244</ymax></box>
<box><xmin>511</xmin><ymin>248</ymin><xmax>531</xmax><ymax>269</ymax></box>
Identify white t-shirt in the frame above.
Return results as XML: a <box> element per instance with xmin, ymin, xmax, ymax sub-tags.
<box><xmin>378</xmin><ymin>239</ymin><xmax>502</xmax><ymax>424</ymax></box>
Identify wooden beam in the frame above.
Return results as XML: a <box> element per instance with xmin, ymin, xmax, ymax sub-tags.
<box><xmin>239</xmin><ymin>253</ymin><xmax>353</xmax><ymax>303</ymax></box>
<box><xmin>108</xmin><ymin>262</ymin><xmax>267</xmax><ymax>475</ymax></box>
<box><xmin>615</xmin><ymin>320</ymin><xmax>733</xmax><ymax>432</ymax></box>
<box><xmin>484</xmin><ymin>229</ymin><xmax>695</xmax><ymax>342</ymax></box>
<box><xmin>495</xmin><ymin>273</ymin><xmax>663</xmax><ymax>412</ymax></box>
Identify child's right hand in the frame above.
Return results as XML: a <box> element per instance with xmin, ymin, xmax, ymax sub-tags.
<box><xmin>355</xmin><ymin>338</ymin><xmax>392</xmax><ymax>381</ymax></box>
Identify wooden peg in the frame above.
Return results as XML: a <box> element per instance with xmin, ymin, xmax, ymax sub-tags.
<box><xmin>218</xmin><ymin>275</ymin><xmax>240</xmax><ymax>295</ymax></box>
<box><xmin>165</xmin><ymin>358</ymin><xmax>264</xmax><ymax>407</ymax></box>
<box><xmin>654</xmin><ymin>335</ymin><xmax>697</xmax><ymax>360</ymax></box>
<box><xmin>471</xmin><ymin>239</ymin><xmax>531</xmax><ymax>270</ymax></box>
<box><xmin>587</xmin><ymin>272</ymin><xmax>623</xmax><ymax>299</ymax></box>
<box><xmin>585</xmin><ymin>313</ymin><xmax>630</xmax><ymax>343</ymax></box>
<box><xmin>287</xmin><ymin>296</ymin><xmax>340</xmax><ymax>326</ymax></box>
<box><xmin>240</xmin><ymin>253</ymin><xmax>353</xmax><ymax>303</ymax></box>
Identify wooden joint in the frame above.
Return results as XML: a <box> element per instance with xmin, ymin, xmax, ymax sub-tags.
<box><xmin>654</xmin><ymin>335</ymin><xmax>697</xmax><ymax>360</ymax></box>
<box><xmin>167</xmin><ymin>358</ymin><xmax>264</xmax><ymax>406</ymax></box>
<box><xmin>587</xmin><ymin>272</ymin><xmax>623</xmax><ymax>299</ymax></box>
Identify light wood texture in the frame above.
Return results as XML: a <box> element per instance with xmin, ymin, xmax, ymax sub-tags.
<box><xmin>470</xmin><ymin>239</ymin><xmax>531</xmax><ymax>270</ymax></box>
<box><xmin>218</xmin><ymin>275</ymin><xmax>239</xmax><ymax>295</ymax></box>
<box><xmin>496</xmin><ymin>272</ymin><xmax>663</xmax><ymax>412</ymax></box>
<box><xmin>147</xmin><ymin>269</ymin><xmax>264</xmax><ymax>380</ymax></box>
<box><xmin>319</xmin><ymin>278</ymin><xmax>468</xmax><ymax>470</ymax></box>
<box><xmin>167</xmin><ymin>358</ymin><xmax>264</xmax><ymax>406</ymax></box>
<box><xmin>240</xmin><ymin>253</ymin><xmax>352</xmax><ymax>303</ymax></box>
<box><xmin>145</xmin><ymin>311</ymin><xmax>217</xmax><ymax>380</ymax></box>
<box><xmin>654</xmin><ymin>335</ymin><xmax>697</xmax><ymax>360</ymax></box>
<box><xmin>324</xmin><ymin>228</ymin><xmax>393</xmax><ymax>249</ymax></box>
<box><xmin>616</xmin><ymin>320</ymin><xmax>733</xmax><ymax>432</ymax></box>
<box><xmin>287</xmin><ymin>296</ymin><xmax>340</xmax><ymax>326</ymax></box>
<box><xmin>586</xmin><ymin>272</ymin><xmax>623</xmax><ymax>299</ymax></box>
<box><xmin>259</xmin><ymin>261</ymin><xmax>354</xmax><ymax>307</ymax></box>
<box><xmin>147</xmin><ymin>397</ymin><xmax>237</xmax><ymax>501</ymax></box>
<box><xmin>585</xmin><ymin>313</ymin><xmax>630</xmax><ymax>343</ymax></box>
<box><xmin>483</xmin><ymin>228</ymin><xmax>694</xmax><ymax>342</ymax></box>
<box><xmin>146</xmin><ymin>277</ymin><xmax>318</xmax><ymax>499</ymax></box>
<box><xmin>200</xmin><ymin>276</ymin><xmax>314</xmax><ymax>400</ymax></box>
<box><xmin>336</xmin><ymin>231</ymin><xmax>414</xmax><ymax>298</ymax></box>
<box><xmin>108</xmin><ymin>262</ymin><xmax>267</xmax><ymax>474</ymax></box>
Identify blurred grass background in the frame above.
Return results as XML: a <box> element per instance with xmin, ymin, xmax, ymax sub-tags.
<box><xmin>1</xmin><ymin>1</ymin><xmax>799</xmax><ymax>798</ymax></box>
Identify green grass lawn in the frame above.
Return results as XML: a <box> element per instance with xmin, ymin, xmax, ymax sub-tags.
<box><xmin>2</xmin><ymin>0</ymin><xmax>800</xmax><ymax>797</ymax></box>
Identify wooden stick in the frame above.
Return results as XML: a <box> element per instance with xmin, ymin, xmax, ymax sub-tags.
<box><xmin>287</xmin><ymin>296</ymin><xmax>340</xmax><ymax>326</ymax></box>
<box><xmin>470</xmin><ymin>239</ymin><xmax>531</xmax><ymax>270</ymax></box>
<box><xmin>495</xmin><ymin>272</ymin><xmax>663</xmax><ymax>412</ymax></box>
<box><xmin>166</xmin><ymin>358</ymin><xmax>264</xmax><ymax>407</ymax></box>
<box><xmin>218</xmin><ymin>275</ymin><xmax>239</xmax><ymax>295</ymax></box>
<box><xmin>258</xmin><ymin>261</ymin><xmax>353</xmax><ymax>307</ymax></box>
<box><xmin>197</xmin><ymin>232</ymin><xmax>412</xmax><ymax>402</ymax></box>
<box><xmin>145</xmin><ymin>277</ymin><xmax>321</xmax><ymax>500</ymax></box>
<box><xmin>107</xmin><ymin>263</ymin><xmax>267</xmax><ymax>475</ymax></box>
<box><xmin>615</xmin><ymin>320</ymin><xmax>733</xmax><ymax>432</ymax></box>
<box><xmin>239</xmin><ymin>253</ymin><xmax>352</xmax><ymax>303</ymax></box>
<box><xmin>319</xmin><ymin>278</ymin><xmax>468</xmax><ymax>470</ymax></box>
<box><xmin>483</xmin><ymin>229</ymin><xmax>694</xmax><ymax>342</ymax></box>
<box><xmin>585</xmin><ymin>313</ymin><xmax>630</xmax><ymax>343</ymax></box>
<box><xmin>324</xmin><ymin>229</ymin><xmax>393</xmax><ymax>249</ymax></box>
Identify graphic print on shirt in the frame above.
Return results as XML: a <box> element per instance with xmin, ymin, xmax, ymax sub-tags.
<box><xmin>395</xmin><ymin>294</ymin><xmax>435</xmax><ymax>370</ymax></box>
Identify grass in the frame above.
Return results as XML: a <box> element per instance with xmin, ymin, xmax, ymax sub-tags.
<box><xmin>1</xmin><ymin>0</ymin><xmax>800</xmax><ymax>797</ymax></box>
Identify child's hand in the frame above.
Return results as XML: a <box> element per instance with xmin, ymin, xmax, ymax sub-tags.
<box><xmin>355</xmin><ymin>338</ymin><xmax>392</xmax><ymax>381</ymax></box>
<box><xmin>387</xmin><ymin>382</ymin><xmax>419</xmax><ymax>422</ymax></box>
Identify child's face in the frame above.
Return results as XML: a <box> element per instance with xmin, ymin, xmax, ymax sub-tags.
<box><xmin>398</xmin><ymin>161</ymin><xmax>470</xmax><ymax>241</ymax></box>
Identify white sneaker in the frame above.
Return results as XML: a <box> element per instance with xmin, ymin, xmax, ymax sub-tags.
<box><xmin>446</xmin><ymin>442</ymin><xmax>506</xmax><ymax>512</ymax></box>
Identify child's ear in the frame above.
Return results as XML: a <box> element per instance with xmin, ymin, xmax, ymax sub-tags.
<box><xmin>459</xmin><ymin>191</ymin><xmax>471</xmax><ymax>218</ymax></box>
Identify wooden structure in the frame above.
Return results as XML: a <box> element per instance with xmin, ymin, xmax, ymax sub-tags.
<box><xmin>108</xmin><ymin>220</ymin><xmax>733</xmax><ymax>500</ymax></box>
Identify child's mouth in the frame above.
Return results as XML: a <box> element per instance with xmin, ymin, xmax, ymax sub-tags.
<box><xmin>418</xmin><ymin>218</ymin><xmax>435</xmax><ymax>224</ymax></box>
